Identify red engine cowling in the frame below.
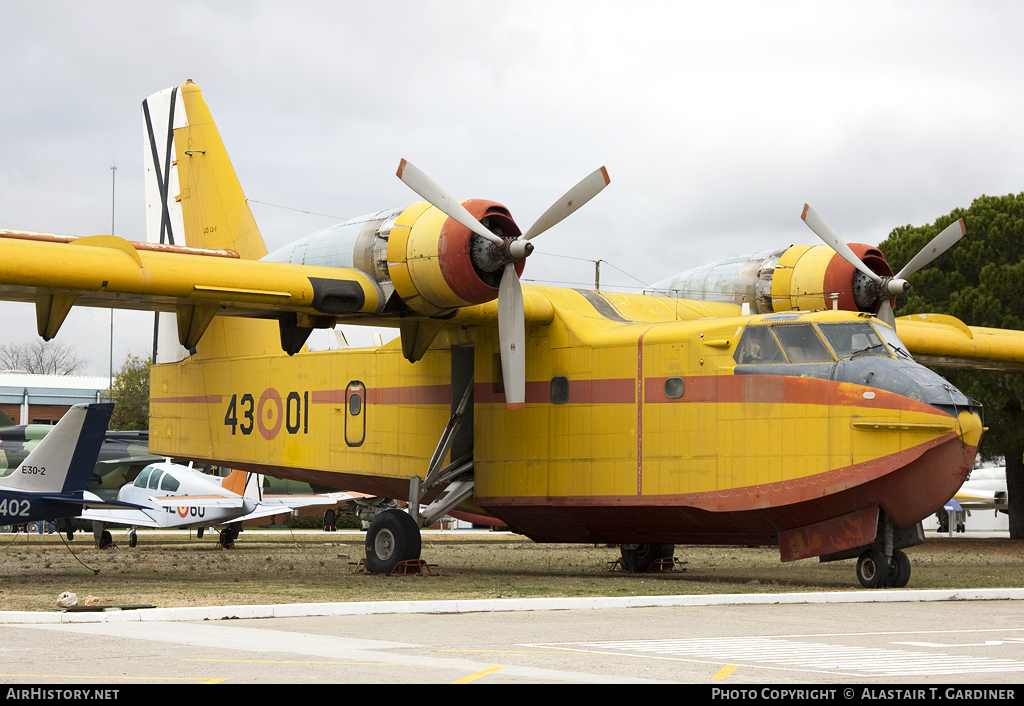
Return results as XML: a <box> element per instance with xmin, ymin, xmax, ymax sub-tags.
<box><xmin>387</xmin><ymin>199</ymin><xmax>526</xmax><ymax>316</ymax></box>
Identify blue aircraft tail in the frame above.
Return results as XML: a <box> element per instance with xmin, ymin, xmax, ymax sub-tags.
<box><xmin>0</xmin><ymin>403</ymin><xmax>113</xmax><ymax>495</ymax></box>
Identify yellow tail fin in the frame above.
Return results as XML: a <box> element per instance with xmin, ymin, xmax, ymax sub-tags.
<box><xmin>144</xmin><ymin>81</ymin><xmax>281</xmax><ymax>359</ymax></box>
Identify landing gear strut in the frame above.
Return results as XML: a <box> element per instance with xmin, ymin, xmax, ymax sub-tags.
<box><xmin>363</xmin><ymin>366</ymin><xmax>477</xmax><ymax>575</ymax></box>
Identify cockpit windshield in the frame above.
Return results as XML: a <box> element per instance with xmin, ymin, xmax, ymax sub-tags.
<box><xmin>772</xmin><ymin>324</ymin><xmax>833</xmax><ymax>363</ymax></box>
<box><xmin>134</xmin><ymin>465</ymin><xmax>155</xmax><ymax>488</ymax></box>
<box><xmin>818</xmin><ymin>322</ymin><xmax>889</xmax><ymax>359</ymax></box>
<box><xmin>734</xmin><ymin>320</ymin><xmax>900</xmax><ymax>365</ymax></box>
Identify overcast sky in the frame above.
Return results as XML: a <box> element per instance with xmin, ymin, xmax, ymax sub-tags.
<box><xmin>3</xmin><ymin>1</ymin><xmax>1024</xmax><ymax>376</ymax></box>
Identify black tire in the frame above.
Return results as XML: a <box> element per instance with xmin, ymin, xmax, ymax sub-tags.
<box><xmin>620</xmin><ymin>544</ymin><xmax>675</xmax><ymax>572</ymax></box>
<box><xmin>324</xmin><ymin>509</ymin><xmax>336</xmax><ymax>530</ymax></box>
<box><xmin>99</xmin><ymin>530</ymin><xmax>112</xmax><ymax>549</ymax></box>
<box><xmin>0</xmin><ymin>525</ymin><xmax>14</xmax><ymax>534</ymax></box>
<box><xmin>889</xmin><ymin>549</ymin><xmax>911</xmax><ymax>588</ymax></box>
<box><xmin>365</xmin><ymin>509</ymin><xmax>421</xmax><ymax>575</ymax></box>
<box><xmin>197</xmin><ymin>527</ymin><xmax>204</xmax><ymax>539</ymax></box>
<box><xmin>218</xmin><ymin>527</ymin><xmax>237</xmax><ymax>549</ymax></box>
<box><xmin>856</xmin><ymin>549</ymin><xmax>887</xmax><ymax>588</ymax></box>
<box><xmin>129</xmin><ymin>532</ymin><xmax>138</xmax><ymax>548</ymax></box>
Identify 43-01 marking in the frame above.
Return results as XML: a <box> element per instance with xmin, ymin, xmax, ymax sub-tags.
<box><xmin>224</xmin><ymin>389</ymin><xmax>309</xmax><ymax>440</ymax></box>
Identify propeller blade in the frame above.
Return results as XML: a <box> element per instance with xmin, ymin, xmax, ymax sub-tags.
<box><xmin>498</xmin><ymin>262</ymin><xmax>525</xmax><ymax>410</ymax></box>
<box><xmin>397</xmin><ymin>159</ymin><xmax>504</xmax><ymax>246</ymax></box>
<box><xmin>894</xmin><ymin>218</ymin><xmax>966</xmax><ymax>280</ymax></box>
<box><xmin>520</xmin><ymin>167</ymin><xmax>610</xmax><ymax>242</ymax></box>
<box><xmin>877</xmin><ymin>298</ymin><xmax>896</xmax><ymax>329</ymax></box>
<box><xmin>801</xmin><ymin>204</ymin><xmax>882</xmax><ymax>283</ymax></box>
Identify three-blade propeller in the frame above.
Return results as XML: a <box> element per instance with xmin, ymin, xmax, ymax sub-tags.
<box><xmin>398</xmin><ymin>160</ymin><xmax>610</xmax><ymax>409</ymax></box>
<box><xmin>801</xmin><ymin>204</ymin><xmax>965</xmax><ymax>328</ymax></box>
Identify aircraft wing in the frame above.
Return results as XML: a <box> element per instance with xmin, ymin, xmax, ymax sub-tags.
<box><xmin>40</xmin><ymin>492</ymin><xmax>142</xmax><ymax>511</ymax></box>
<box><xmin>895</xmin><ymin>314</ymin><xmax>1024</xmax><ymax>372</ymax></box>
<box><xmin>231</xmin><ymin>494</ymin><xmax>350</xmax><ymax>524</ymax></box>
<box><xmin>0</xmin><ymin>230</ymin><xmax>385</xmax><ymax>347</ymax></box>
<box><xmin>146</xmin><ymin>494</ymin><xmax>245</xmax><ymax>508</ymax></box>
<box><xmin>79</xmin><ymin>506</ymin><xmax>164</xmax><ymax>528</ymax></box>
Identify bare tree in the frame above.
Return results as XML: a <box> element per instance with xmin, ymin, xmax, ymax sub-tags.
<box><xmin>0</xmin><ymin>340</ymin><xmax>86</xmax><ymax>375</ymax></box>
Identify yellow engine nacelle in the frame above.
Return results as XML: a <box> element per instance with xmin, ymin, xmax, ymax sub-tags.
<box><xmin>262</xmin><ymin>199</ymin><xmax>526</xmax><ymax>318</ymax></box>
<box><xmin>649</xmin><ymin>243</ymin><xmax>893</xmax><ymax>315</ymax></box>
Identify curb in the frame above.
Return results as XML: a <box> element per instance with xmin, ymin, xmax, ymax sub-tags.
<box><xmin>6</xmin><ymin>587</ymin><xmax>1024</xmax><ymax>624</ymax></box>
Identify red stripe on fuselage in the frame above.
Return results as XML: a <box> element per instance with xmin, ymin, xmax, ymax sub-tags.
<box><xmin>644</xmin><ymin>375</ymin><xmax>945</xmax><ymax>416</ymax></box>
<box><xmin>157</xmin><ymin>375</ymin><xmax>943</xmax><ymax>414</ymax></box>
<box><xmin>150</xmin><ymin>395</ymin><xmax>223</xmax><ymax>404</ymax></box>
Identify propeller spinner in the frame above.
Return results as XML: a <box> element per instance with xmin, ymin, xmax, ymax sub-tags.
<box><xmin>397</xmin><ymin>160</ymin><xmax>610</xmax><ymax>409</ymax></box>
<box><xmin>801</xmin><ymin>204</ymin><xmax>965</xmax><ymax>327</ymax></box>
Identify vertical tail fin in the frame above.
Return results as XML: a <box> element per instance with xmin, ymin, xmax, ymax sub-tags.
<box><xmin>142</xmin><ymin>81</ymin><xmax>280</xmax><ymax>360</ymax></box>
<box><xmin>0</xmin><ymin>403</ymin><xmax>113</xmax><ymax>494</ymax></box>
<box><xmin>220</xmin><ymin>470</ymin><xmax>264</xmax><ymax>502</ymax></box>
<box><xmin>170</xmin><ymin>80</ymin><xmax>268</xmax><ymax>258</ymax></box>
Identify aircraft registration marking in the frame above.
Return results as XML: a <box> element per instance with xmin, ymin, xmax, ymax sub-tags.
<box><xmin>524</xmin><ymin>637</ymin><xmax>1024</xmax><ymax>676</ymax></box>
<box><xmin>224</xmin><ymin>390</ymin><xmax>310</xmax><ymax>440</ymax></box>
<box><xmin>0</xmin><ymin>499</ymin><xmax>31</xmax><ymax>517</ymax></box>
<box><xmin>171</xmin><ymin>505</ymin><xmax>208</xmax><ymax>519</ymax></box>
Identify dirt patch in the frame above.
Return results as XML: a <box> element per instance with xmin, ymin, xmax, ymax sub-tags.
<box><xmin>0</xmin><ymin>531</ymin><xmax>1020</xmax><ymax>613</ymax></box>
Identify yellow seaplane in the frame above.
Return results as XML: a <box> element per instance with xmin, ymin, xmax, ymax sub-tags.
<box><xmin>1</xmin><ymin>81</ymin><xmax>1020</xmax><ymax>588</ymax></box>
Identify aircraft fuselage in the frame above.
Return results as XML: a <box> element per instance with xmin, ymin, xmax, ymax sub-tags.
<box><xmin>149</xmin><ymin>289</ymin><xmax>982</xmax><ymax>560</ymax></box>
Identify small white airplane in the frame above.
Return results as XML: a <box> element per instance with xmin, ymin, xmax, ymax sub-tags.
<box><xmin>80</xmin><ymin>460</ymin><xmax>352</xmax><ymax>547</ymax></box>
<box><xmin>936</xmin><ymin>467</ymin><xmax>1008</xmax><ymax>533</ymax></box>
<box><xmin>955</xmin><ymin>467</ymin><xmax>1009</xmax><ymax>513</ymax></box>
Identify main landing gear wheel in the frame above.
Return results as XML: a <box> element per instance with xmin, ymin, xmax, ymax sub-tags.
<box><xmin>888</xmin><ymin>549</ymin><xmax>911</xmax><ymax>588</ymax></box>
<box><xmin>129</xmin><ymin>532</ymin><xmax>138</xmax><ymax>548</ymax></box>
<box><xmin>219</xmin><ymin>526</ymin><xmax>239</xmax><ymax>549</ymax></box>
<box><xmin>856</xmin><ymin>548</ymin><xmax>888</xmax><ymax>588</ymax></box>
<box><xmin>365</xmin><ymin>509</ymin><xmax>421</xmax><ymax>575</ymax></box>
<box><xmin>620</xmin><ymin>544</ymin><xmax>675</xmax><ymax>572</ymax></box>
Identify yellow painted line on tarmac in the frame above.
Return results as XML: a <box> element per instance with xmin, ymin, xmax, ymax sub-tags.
<box><xmin>713</xmin><ymin>664</ymin><xmax>739</xmax><ymax>680</ymax></box>
<box><xmin>452</xmin><ymin>666</ymin><xmax>505</xmax><ymax>684</ymax></box>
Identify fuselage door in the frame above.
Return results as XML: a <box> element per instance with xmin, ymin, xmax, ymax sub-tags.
<box><xmin>345</xmin><ymin>381</ymin><xmax>366</xmax><ymax>447</ymax></box>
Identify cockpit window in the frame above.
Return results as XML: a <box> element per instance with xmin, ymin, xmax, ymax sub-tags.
<box><xmin>772</xmin><ymin>324</ymin><xmax>834</xmax><ymax>363</ymax></box>
<box><xmin>160</xmin><ymin>473</ymin><xmax>180</xmax><ymax>492</ymax></box>
<box><xmin>134</xmin><ymin>465</ymin><xmax>155</xmax><ymax>488</ymax></box>
<box><xmin>818</xmin><ymin>322</ymin><xmax>891</xmax><ymax>360</ymax></box>
<box><xmin>149</xmin><ymin>471</ymin><xmax>164</xmax><ymax>490</ymax></box>
<box><xmin>734</xmin><ymin>326</ymin><xmax>786</xmax><ymax>365</ymax></box>
<box><xmin>874</xmin><ymin>322</ymin><xmax>914</xmax><ymax>360</ymax></box>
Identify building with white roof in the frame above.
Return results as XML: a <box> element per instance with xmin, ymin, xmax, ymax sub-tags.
<box><xmin>0</xmin><ymin>373</ymin><xmax>109</xmax><ymax>425</ymax></box>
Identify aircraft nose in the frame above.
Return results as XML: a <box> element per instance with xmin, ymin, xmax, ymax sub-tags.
<box><xmin>955</xmin><ymin>409</ymin><xmax>984</xmax><ymax>450</ymax></box>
